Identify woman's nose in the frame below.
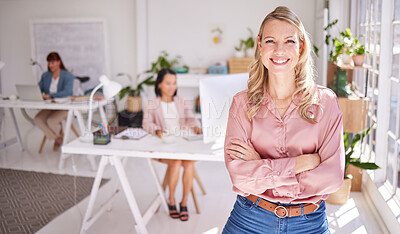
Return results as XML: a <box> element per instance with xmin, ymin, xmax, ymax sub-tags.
<box><xmin>274</xmin><ymin>43</ymin><xmax>285</xmax><ymax>55</ymax></box>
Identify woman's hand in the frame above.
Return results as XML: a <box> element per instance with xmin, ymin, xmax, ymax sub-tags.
<box><xmin>155</xmin><ymin>129</ymin><xmax>166</xmax><ymax>138</ymax></box>
<box><xmin>295</xmin><ymin>153</ymin><xmax>321</xmax><ymax>174</ymax></box>
<box><xmin>226</xmin><ymin>139</ymin><xmax>261</xmax><ymax>161</ymax></box>
<box><xmin>42</xmin><ymin>94</ymin><xmax>51</xmax><ymax>99</ymax></box>
<box><xmin>192</xmin><ymin>126</ymin><xmax>202</xmax><ymax>135</ymax></box>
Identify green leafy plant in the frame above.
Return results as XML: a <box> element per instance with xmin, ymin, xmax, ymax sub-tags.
<box><xmin>235</xmin><ymin>28</ymin><xmax>255</xmax><ymax>52</ymax></box>
<box><xmin>324</xmin><ymin>20</ymin><xmax>366</xmax><ymax>62</ymax></box>
<box><xmin>118</xmin><ymin>73</ymin><xmax>155</xmax><ymax>99</ymax></box>
<box><xmin>353</xmin><ymin>44</ymin><xmax>366</xmax><ymax>55</ymax></box>
<box><xmin>118</xmin><ymin>51</ymin><xmax>181</xmax><ymax>99</ymax></box>
<box><xmin>343</xmin><ymin>124</ymin><xmax>380</xmax><ymax>179</ymax></box>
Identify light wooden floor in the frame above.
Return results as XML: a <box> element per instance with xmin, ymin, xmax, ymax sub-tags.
<box><xmin>0</xmin><ymin>122</ymin><xmax>384</xmax><ymax>234</ymax></box>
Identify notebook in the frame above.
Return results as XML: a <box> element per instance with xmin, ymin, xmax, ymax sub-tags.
<box><xmin>15</xmin><ymin>84</ymin><xmax>44</xmax><ymax>101</ymax></box>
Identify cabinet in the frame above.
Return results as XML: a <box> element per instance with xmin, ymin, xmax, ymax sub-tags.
<box><xmin>327</xmin><ymin>62</ymin><xmax>371</xmax><ymax>192</ymax></box>
<box><xmin>327</xmin><ymin>62</ymin><xmax>370</xmax><ymax>133</ymax></box>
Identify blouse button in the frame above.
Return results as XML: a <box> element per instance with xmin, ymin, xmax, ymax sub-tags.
<box><xmin>280</xmin><ymin>147</ymin><xmax>284</xmax><ymax>151</ymax></box>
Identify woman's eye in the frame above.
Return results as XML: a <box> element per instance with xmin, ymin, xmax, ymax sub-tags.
<box><xmin>287</xmin><ymin>40</ymin><xmax>296</xmax><ymax>43</ymax></box>
<box><xmin>265</xmin><ymin>40</ymin><xmax>274</xmax><ymax>43</ymax></box>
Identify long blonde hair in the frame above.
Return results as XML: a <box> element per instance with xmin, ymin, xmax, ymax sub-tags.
<box><xmin>247</xmin><ymin>6</ymin><xmax>316</xmax><ymax>123</ymax></box>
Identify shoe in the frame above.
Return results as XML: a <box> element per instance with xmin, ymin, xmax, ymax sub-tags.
<box><xmin>179</xmin><ymin>203</ymin><xmax>189</xmax><ymax>222</ymax></box>
<box><xmin>168</xmin><ymin>204</ymin><xmax>179</xmax><ymax>219</ymax></box>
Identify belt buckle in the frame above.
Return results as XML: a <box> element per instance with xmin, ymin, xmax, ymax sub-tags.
<box><xmin>274</xmin><ymin>205</ymin><xmax>288</xmax><ymax>218</ymax></box>
<box><xmin>312</xmin><ymin>203</ymin><xmax>320</xmax><ymax>213</ymax></box>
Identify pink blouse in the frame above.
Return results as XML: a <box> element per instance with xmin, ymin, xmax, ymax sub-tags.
<box><xmin>224</xmin><ymin>86</ymin><xmax>345</xmax><ymax>204</ymax></box>
<box><xmin>142</xmin><ymin>96</ymin><xmax>200</xmax><ymax>135</ymax></box>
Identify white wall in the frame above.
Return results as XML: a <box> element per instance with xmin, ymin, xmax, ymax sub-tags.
<box><xmin>147</xmin><ymin>0</ymin><xmax>317</xmax><ymax>71</ymax></box>
<box><xmin>0</xmin><ymin>0</ymin><xmax>136</xmax><ymax>96</ymax></box>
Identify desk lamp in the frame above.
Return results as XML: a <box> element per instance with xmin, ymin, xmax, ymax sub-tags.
<box><xmin>79</xmin><ymin>75</ymin><xmax>122</xmax><ymax>142</ymax></box>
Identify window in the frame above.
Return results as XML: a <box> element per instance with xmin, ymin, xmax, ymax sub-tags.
<box><xmin>354</xmin><ymin>0</ymin><xmax>400</xmax><ymax>202</ymax></box>
<box><xmin>354</xmin><ymin>0</ymin><xmax>381</xmax><ymax>172</ymax></box>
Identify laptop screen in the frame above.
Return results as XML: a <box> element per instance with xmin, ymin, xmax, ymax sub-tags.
<box><xmin>15</xmin><ymin>84</ymin><xmax>44</xmax><ymax>101</ymax></box>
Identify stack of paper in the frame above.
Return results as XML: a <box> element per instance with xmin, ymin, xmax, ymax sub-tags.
<box><xmin>114</xmin><ymin>128</ymin><xmax>148</xmax><ymax>140</ymax></box>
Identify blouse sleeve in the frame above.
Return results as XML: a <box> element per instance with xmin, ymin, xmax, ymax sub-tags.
<box><xmin>224</xmin><ymin>94</ymin><xmax>299</xmax><ymax>195</ymax></box>
<box><xmin>296</xmin><ymin>93</ymin><xmax>345</xmax><ymax>198</ymax></box>
<box><xmin>183</xmin><ymin>99</ymin><xmax>201</xmax><ymax>128</ymax></box>
<box><xmin>142</xmin><ymin>100</ymin><xmax>161</xmax><ymax>135</ymax></box>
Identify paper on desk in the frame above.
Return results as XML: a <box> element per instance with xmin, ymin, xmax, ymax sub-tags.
<box><xmin>53</xmin><ymin>97</ymin><xmax>71</xmax><ymax>103</ymax></box>
<box><xmin>114</xmin><ymin>128</ymin><xmax>148</xmax><ymax>140</ymax></box>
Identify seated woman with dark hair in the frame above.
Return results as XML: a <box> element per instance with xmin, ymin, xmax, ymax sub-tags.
<box><xmin>142</xmin><ymin>68</ymin><xmax>202</xmax><ymax>222</ymax></box>
<box><xmin>34</xmin><ymin>52</ymin><xmax>74</xmax><ymax>151</ymax></box>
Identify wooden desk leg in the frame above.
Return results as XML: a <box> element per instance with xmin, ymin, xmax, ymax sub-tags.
<box><xmin>9</xmin><ymin>108</ymin><xmax>24</xmax><ymax>151</ymax></box>
<box><xmin>80</xmin><ymin>156</ymin><xmax>110</xmax><ymax>234</ymax></box>
<box><xmin>112</xmin><ymin>156</ymin><xmax>149</xmax><ymax>234</ymax></box>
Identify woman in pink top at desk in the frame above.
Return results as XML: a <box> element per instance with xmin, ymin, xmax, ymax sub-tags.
<box><xmin>34</xmin><ymin>52</ymin><xmax>74</xmax><ymax>151</ymax></box>
<box><xmin>143</xmin><ymin>68</ymin><xmax>202</xmax><ymax>221</ymax></box>
<box><xmin>223</xmin><ymin>6</ymin><xmax>344</xmax><ymax>234</ymax></box>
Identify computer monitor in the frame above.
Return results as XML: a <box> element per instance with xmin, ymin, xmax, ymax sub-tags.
<box><xmin>199</xmin><ymin>73</ymin><xmax>248</xmax><ymax>143</ymax></box>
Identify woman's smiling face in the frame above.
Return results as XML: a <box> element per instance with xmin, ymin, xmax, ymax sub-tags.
<box><xmin>257</xmin><ymin>19</ymin><xmax>303</xmax><ymax>76</ymax></box>
<box><xmin>158</xmin><ymin>73</ymin><xmax>177</xmax><ymax>98</ymax></box>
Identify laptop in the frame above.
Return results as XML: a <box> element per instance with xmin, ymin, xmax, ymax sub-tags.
<box><xmin>15</xmin><ymin>84</ymin><xmax>44</xmax><ymax>101</ymax></box>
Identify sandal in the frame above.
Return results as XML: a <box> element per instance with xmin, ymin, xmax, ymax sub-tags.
<box><xmin>179</xmin><ymin>203</ymin><xmax>189</xmax><ymax>222</ymax></box>
<box><xmin>168</xmin><ymin>204</ymin><xmax>179</xmax><ymax>219</ymax></box>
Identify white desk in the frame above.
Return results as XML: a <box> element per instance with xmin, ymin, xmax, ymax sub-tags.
<box><xmin>62</xmin><ymin>134</ymin><xmax>224</xmax><ymax>234</ymax></box>
<box><xmin>0</xmin><ymin>99</ymin><xmax>108</xmax><ymax>168</ymax></box>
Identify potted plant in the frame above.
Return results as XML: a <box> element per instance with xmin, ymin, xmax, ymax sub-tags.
<box><xmin>326</xmin><ymin>124</ymin><xmax>380</xmax><ymax>205</ymax></box>
<box><xmin>119</xmin><ymin>51</ymin><xmax>182</xmax><ymax>112</ymax></box>
<box><xmin>324</xmin><ymin>20</ymin><xmax>361</xmax><ymax>65</ymax></box>
<box><xmin>352</xmin><ymin>44</ymin><xmax>366</xmax><ymax>66</ymax></box>
<box><xmin>234</xmin><ymin>28</ymin><xmax>255</xmax><ymax>57</ymax></box>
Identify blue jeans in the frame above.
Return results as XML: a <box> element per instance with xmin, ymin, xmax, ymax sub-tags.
<box><xmin>222</xmin><ymin>195</ymin><xmax>330</xmax><ymax>234</ymax></box>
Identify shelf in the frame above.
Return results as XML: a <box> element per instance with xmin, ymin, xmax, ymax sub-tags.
<box><xmin>335</xmin><ymin>61</ymin><xmax>371</xmax><ymax>70</ymax></box>
<box><xmin>176</xmin><ymin>74</ymin><xmax>224</xmax><ymax>88</ymax></box>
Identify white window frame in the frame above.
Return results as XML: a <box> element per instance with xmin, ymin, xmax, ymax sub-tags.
<box><xmin>353</xmin><ymin>0</ymin><xmax>400</xmax><ymax>231</ymax></box>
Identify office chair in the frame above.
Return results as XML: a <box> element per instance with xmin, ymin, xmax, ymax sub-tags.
<box><xmin>154</xmin><ymin>159</ymin><xmax>206</xmax><ymax>214</ymax></box>
<box><xmin>38</xmin><ymin>123</ymin><xmax>79</xmax><ymax>153</ymax></box>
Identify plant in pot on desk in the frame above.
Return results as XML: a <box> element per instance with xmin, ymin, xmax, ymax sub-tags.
<box><xmin>118</xmin><ymin>51</ymin><xmax>183</xmax><ymax>113</ymax></box>
<box><xmin>326</xmin><ymin>124</ymin><xmax>380</xmax><ymax>205</ymax></box>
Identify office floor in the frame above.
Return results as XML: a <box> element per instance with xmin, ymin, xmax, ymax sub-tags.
<box><xmin>0</xmin><ymin>124</ymin><xmax>385</xmax><ymax>234</ymax></box>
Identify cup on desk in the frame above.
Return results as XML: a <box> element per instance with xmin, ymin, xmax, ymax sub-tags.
<box><xmin>161</xmin><ymin>133</ymin><xmax>175</xmax><ymax>144</ymax></box>
<box><xmin>9</xmin><ymin>94</ymin><xmax>18</xmax><ymax>101</ymax></box>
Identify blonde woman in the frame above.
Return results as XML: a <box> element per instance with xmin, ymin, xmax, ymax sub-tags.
<box><xmin>223</xmin><ymin>6</ymin><xmax>344</xmax><ymax>234</ymax></box>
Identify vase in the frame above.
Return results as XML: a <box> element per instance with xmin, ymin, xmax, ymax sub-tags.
<box><xmin>326</xmin><ymin>178</ymin><xmax>352</xmax><ymax>205</ymax></box>
<box><xmin>127</xmin><ymin>96</ymin><xmax>142</xmax><ymax>112</ymax></box>
<box><xmin>234</xmin><ymin>50</ymin><xmax>245</xmax><ymax>58</ymax></box>
<box><xmin>342</xmin><ymin>54</ymin><xmax>352</xmax><ymax>65</ymax></box>
<box><xmin>245</xmin><ymin>48</ymin><xmax>254</xmax><ymax>58</ymax></box>
<box><xmin>352</xmin><ymin>54</ymin><xmax>365</xmax><ymax>66</ymax></box>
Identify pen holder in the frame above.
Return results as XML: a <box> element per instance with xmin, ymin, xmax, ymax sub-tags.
<box><xmin>93</xmin><ymin>129</ymin><xmax>111</xmax><ymax>145</ymax></box>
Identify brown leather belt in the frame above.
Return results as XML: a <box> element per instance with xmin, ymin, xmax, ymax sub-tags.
<box><xmin>247</xmin><ymin>194</ymin><xmax>321</xmax><ymax>218</ymax></box>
